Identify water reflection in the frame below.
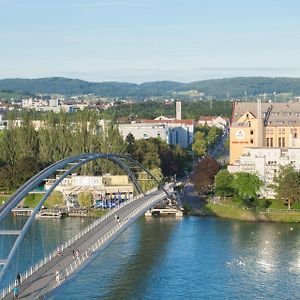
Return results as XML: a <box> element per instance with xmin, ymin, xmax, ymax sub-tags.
<box><xmin>0</xmin><ymin>215</ymin><xmax>93</xmax><ymax>288</ymax></box>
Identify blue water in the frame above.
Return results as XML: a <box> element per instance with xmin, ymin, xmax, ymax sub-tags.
<box><xmin>3</xmin><ymin>216</ymin><xmax>300</xmax><ymax>299</ymax></box>
<box><xmin>57</xmin><ymin>217</ymin><xmax>300</xmax><ymax>300</ymax></box>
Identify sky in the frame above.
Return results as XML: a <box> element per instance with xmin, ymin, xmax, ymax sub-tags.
<box><xmin>1</xmin><ymin>0</ymin><xmax>300</xmax><ymax>83</ymax></box>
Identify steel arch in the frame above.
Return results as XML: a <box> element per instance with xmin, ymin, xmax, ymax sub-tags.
<box><xmin>0</xmin><ymin>153</ymin><xmax>167</xmax><ymax>286</ymax></box>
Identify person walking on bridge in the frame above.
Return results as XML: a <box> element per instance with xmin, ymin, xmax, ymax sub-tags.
<box><xmin>16</xmin><ymin>273</ymin><xmax>21</xmax><ymax>285</ymax></box>
<box><xmin>13</xmin><ymin>286</ymin><xmax>19</xmax><ymax>298</ymax></box>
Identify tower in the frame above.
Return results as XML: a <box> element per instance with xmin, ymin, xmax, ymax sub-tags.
<box><xmin>175</xmin><ymin>101</ymin><xmax>181</xmax><ymax>120</ymax></box>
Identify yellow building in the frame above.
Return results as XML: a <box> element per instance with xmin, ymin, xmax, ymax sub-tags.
<box><xmin>230</xmin><ymin>101</ymin><xmax>300</xmax><ymax>164</ymax></box>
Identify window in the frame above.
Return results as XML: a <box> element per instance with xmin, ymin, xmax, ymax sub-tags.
<box><xmin>282</xmin><ymin>137</ymin><xmax>285</xmax><ymax>147</ymax></box>
<box><xmin>270</xmin><ymin>138</ymin><xmax>273</xmax><ymax>147</ymax></box>
<box><xmin>266</xmin><ymin>138</ymin><xmax>269</xmax><ymax>147</ymax></box>
<box><xmin>282</xmin><ymin>128</ymin><xmax>285</xmax><ymax>134</ymax></box>
<box><xmin>278</xmin><ymin>138</ymin><xmax>281</xmax><ymax>147</ymax></box>
<box><xmin>266</xmin><ymin>129</ymin><xmax>269</xmax><ymax>134</ymax></box>
<box><xmin>278</xmin><ymin>128</ymin><xmax>281</xmax><ymax>134</ymax></box>
<box><xmin>250</xmin><ymin>139</ymin><xmax>254</xmax><ymax>144</ymax></box>
<box><xmin>250</xmin><ymin>130</ymin><xmax>254</xmax><ymax>135</ymax></box>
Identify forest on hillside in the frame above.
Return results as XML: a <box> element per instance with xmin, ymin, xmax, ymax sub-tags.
<box><xmin>1</xmin><ymin>77</ymin><xmax>300</xmax><ymax>99</ymax></box>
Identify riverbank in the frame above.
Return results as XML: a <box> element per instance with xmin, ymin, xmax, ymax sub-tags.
<box><xmin>203</xmin><ymin>202</ymin><xmax>300</xmax><ymax>223</ymax></box>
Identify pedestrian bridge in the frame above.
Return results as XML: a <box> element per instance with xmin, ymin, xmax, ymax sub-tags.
<box><xmin>0</xmin><ymin>154</ymin><xmax>176</xmax><ymax>299</ymax></box>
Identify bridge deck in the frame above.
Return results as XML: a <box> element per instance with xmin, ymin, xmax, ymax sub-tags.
<box><xmin>2</xmin><ymin>189</ymin><xmax>168</xmax><ymax>299</ymax></box>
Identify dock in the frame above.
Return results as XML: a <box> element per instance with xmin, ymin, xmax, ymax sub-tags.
<box><xmin>11</xmin><ymin>208</ymin><xmax>34</xmax><ymax>217</ymax></box>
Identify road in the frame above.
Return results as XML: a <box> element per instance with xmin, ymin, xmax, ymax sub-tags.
<box><xmin>182</xmin><ymin>131</ymin><xmax>229</xmax><ymax>213</ymax></box>
<box><xmin>208</xmin><ymin>132</ymin><xmax>229</xmax><ymax>160</ymax></box>
<box><xmin>181</xmin><ymin>183</ymin><xmax>205</xmax><ymax>210</ymax></box>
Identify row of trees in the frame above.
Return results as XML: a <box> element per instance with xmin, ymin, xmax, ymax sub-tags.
<box><xmin>215</xmin><ymin>165</ymin><xmax>300</xmax><ymax>210</ymax></box>
<box><xmin>214</xmin><ymin>170</ymin><xmax>262</xmax><ymax>204</ymax></box>
<box><xmin>110</xmin><ymin>101</ymin><xmax>232</xmax><ymax>120</ymax></box>
<box><xmin>126</xmin><ymin>134</ymin><xmax>190</xmax><ymax>177</ymax></box>
<box><xmin>0</xmin><ymin>110</ymin><xmax>191</xmax><ymax>191</ymax></box>
<box><xmin>192</xmin><ymin>125</ymin><xmax>223</xmax><ymax>157</ymax></box>
<box><xmin>0</xmin><ymin>111</ymin><xmax>125</xmax><ymax>189</ymax></box>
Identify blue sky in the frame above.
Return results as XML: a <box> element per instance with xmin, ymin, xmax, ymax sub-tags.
<box><xmin>1</xmin><ymin>0</ymin><xmax>300</xmax><ymax>82</ymax></box>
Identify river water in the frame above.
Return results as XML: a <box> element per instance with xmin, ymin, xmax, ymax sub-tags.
<box><xmin>2</xmin><ymin>216</ymin><xmax>300</xmax><ymax>299</ymax></box>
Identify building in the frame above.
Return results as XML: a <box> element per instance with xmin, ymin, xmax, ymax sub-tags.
<box><xmin>119</xmin><ymin>123</ymin><xmax>169</xmax><ymax>141</ymax></box>
<box><xmin>143</xmin><ymin>119</ymin><xmax>194</xmax><ymax>148</ymax></box>
<box><xmin>118</xmin><ymin>99</ymin><xmax>194</xmax><ymax>148</ymax></box>
<box><xmin>45</xmin><ymin>175</ymin><xmax>134</xmax><ymax>203</ymax></box>
<box><xmin>118</xmin><ymin>119</ymin><xmax>194</xmax><ymax>148</ymax></box>
<box><xmin>228</xmin><ymin>147</ymin><xmax>300</xmax><ymax>198</ymax></box>
<box><xmin>198</xmin><ymin>115</ymin><xmax>228</xmax><ymax>130</ymax></box>
<box><xmin>230</xmin><ymin>101</ymin><xmax>300</xmax><ymax>164</ymax></box>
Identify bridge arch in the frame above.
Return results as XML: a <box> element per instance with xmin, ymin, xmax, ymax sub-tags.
<box><xmin>0</xmin><ymin>153</ymin><xmax>167</xmax><ymax>286</ymax></box>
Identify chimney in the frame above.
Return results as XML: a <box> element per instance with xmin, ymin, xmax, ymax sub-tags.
<box><xmin>175</xmin><ymin>101</ymin><xmax>181</xmax><ymax>120</ymax></box>
<box><xmin>257</xmin><ymin>99</ymin><xmax>264</xmax><ymax>147</ymax></box>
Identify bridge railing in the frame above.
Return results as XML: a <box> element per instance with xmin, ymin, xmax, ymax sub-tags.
<box><xmin>0</xmin><ymin>186</ymin><xmax>164</xmax><ymax>299</ymax></box>
<box><xmin>33</xmin><ymin>189</ymin><xmax>167</xmax><ymax>299</ymax></box>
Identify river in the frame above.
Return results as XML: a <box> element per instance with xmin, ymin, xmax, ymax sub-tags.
<box><xmin>2</xmin><ymin>216</ymin><xmax>300</xmax><ymax>299</ymax></box>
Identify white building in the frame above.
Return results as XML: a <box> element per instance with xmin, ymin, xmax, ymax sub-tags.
<box><xmin>118</xmin><ymin>119</ymin><xmax>194</xmax><ymax>148</ymax></box>
<box><xmin>228</xmin><ymin>147</ymin><xmax>300</xmax><ymax>198</ymax></box>
<box><xmin>198</xmin><ymin>116</ymin><xmax>228</xmax><ymax>130</ymax></box>
<box><xmin>119</xmin><ymin>123</ymin><xmax>169</xmax><ymax>142</ymax></box>
<box><xmin>45</xmin><ymin>174</ymin><xmax>134</xmax><ymax>202</ymax></box>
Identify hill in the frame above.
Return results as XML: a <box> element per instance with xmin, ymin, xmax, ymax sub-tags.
<box><xmin>0</xmin><ymin>77</ymin><xmax>300</xmax><ymax>99</ymax></box>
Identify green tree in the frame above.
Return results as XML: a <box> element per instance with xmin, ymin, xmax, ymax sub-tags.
<box><xmin>77</xmin><ymin>190</ymin><xmax>94</xmax><ymax>208</ymax></box>
<box><xmin>273</xmin><ymin>165</ymin><xmax>300</xmax><ymax>210</ymax></box>
<box><xmin>131</xmin><ymin>139</ymin><xmax>160</xmax><ymax>169</ymax></box>
<box><xmin>125</xmin><ymin>132</ymin><xmax>135</xmax><ymax>153</ymax></box>
<box><xmin>231</xmin><ymin>172</ymin><xmax>262</xmax><ymax>203</ymax></box>
<box><xmin>138</xmin><ymin>168</ymin><xmax>162</xmax><ymax>192</ymax></box>
<box><xmin>192</xmin><ymin>131</ymin><xmax>207</xmax><ymax>157</ymax></box>
<box><xmin>45</xmin><ymin>191</ymin><xmax>64</xmax><ymax>208</ymax></box>
<box><xmin>214</xmin><ymin>169</ymin><xmax>234</xmax><ymax>198</ymax></box>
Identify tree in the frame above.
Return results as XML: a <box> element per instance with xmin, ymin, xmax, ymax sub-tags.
<box><xmin>192</xmin><ymin>131</ymin><xmax>207</xmax><ymax>157</ymax></box>
<box><xmin>231</xmin><ymin>172</ymin><xmax>262</xmax><ymax>203</ymax></box>
<box><xmin>125</xmin><ymin>133</ymin><xmax>135</xmax><ymax>153</ymax></box>
<box><xmin>138</xmin><ymin>168</ymin><xmax>162</xmax><ymax>193</ymax></box>
<box><xmin>45</xmin><ymin>191</ymin><xmax>64</xmax><ymax>208</ymax></box>
<box><xmin>77</xmin><ymin>190</ymin><xmax>94</xmax><ymax>208</ymax></box>
<box><xmin>192</xmin><ymin>156</ymin><xmax>220</xmax><ymax>194</ymax></box>
<box><xmin>13</xmin><ymin>157</ymin><xmax>41</xmax><ymax>187</ymax></box>
<box><xmin>206</xmin><ymin>126</ymin><xmax>223</xmax><ymax>147</ymax></box>
<box><xmin>130</xmin><ymin>139</ymin><xmax>160</xmax><ymax>170</ymax></box>
<box><xmin>0</xmin><ymin>164</ymin><xmax>15</xmax><ymax>190</ymax></box>
<box><xmin>214</xmin><ymin>169</ymin><xmax>234</xmax><ymax>198</ymax></box>
<box><xmin>273</xmin><ymin>165</ymin><xmax>300</xmax><ymax>210</ymax></box>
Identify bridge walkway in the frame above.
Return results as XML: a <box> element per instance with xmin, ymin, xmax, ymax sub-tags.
<box><xmin>1</xmin><ymin>188</ymin><xmax>169</xmax><ymax>299</ymax></box>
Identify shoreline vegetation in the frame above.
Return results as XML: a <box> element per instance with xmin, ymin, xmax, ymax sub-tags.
<box><xmin>200</xmin><ymin>201</ymin><xmax>300</xmax><ymax>223</ymax></box>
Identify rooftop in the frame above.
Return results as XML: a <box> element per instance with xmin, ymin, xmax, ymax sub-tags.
<box><xmin>232</xmin><ymin>101</ymin><xmax>300</xmax><ymax>126</ymax></box>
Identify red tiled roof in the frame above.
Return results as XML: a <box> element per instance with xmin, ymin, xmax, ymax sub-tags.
<box><xmin>142</xmin><ymin>119</ymin><xmax>194</xmax><ymax>125</ymax></box>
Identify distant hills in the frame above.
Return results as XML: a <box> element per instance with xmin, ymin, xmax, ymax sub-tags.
<box><xmin>1</xmin><ymin>77</ymin><xmax>300</xmax><ymax>99</ymax></box>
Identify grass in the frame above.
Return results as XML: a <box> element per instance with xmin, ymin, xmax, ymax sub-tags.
<box><xmin>0</xmin><ymin>195</ymin><xmax>10</xmax><ymax>204</ymax></box>
<box><xmin>23</xmin><ymin>194</ymin><xmax>44</xmax><ymax>208</ymax></box>
<box><xmin>88</xmin><ymin>209</ymin><xmax>107</xmax><ymax>218</ymax></box>
<box><xmin>205</xmin><ymin>201</ymin><xmax>300</xmax><ymax>223</ymax></box>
